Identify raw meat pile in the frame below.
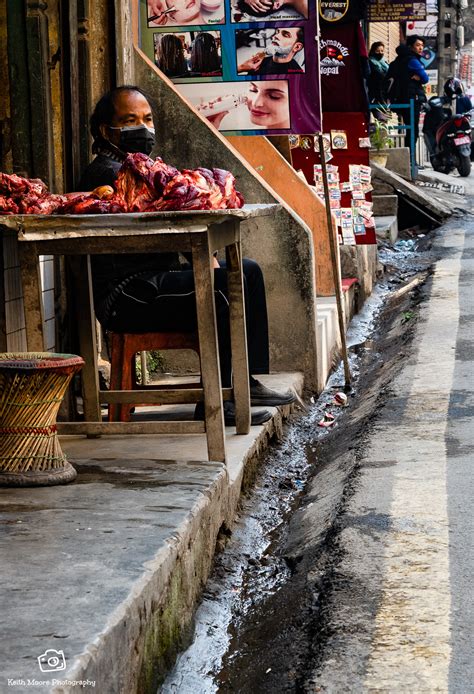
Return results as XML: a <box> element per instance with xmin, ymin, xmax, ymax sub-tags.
<box><xmin>0</xmin><ymin>153</ymin><xmax>244</xmax><ymax>216</ymax></box>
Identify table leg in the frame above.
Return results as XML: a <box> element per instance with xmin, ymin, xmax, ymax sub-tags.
<box><xmin>192</xmin><ymin>237</ymin><xmax>226</xmax><ymax>463</ymax></box>
<box><xmin>225</xmin><ymin>233</ymin><xmax>251</xmax><ymax>435</ymax></box>
<box><xmin>18</xmin><ymin>243</ymin><xmax>45</xmax><ymax>352</ymax></box>
<box><xmin>69</xmin><ymin>255</ymin><xmax>101</xmax><ymax>425</ymax></box>
<box><xmin>0</xmin><ymin>235</ymin><xmax>7</xmax><ymax>351</ymax></box>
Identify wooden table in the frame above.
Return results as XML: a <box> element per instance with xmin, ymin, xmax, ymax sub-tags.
<box><xmin>0</xmin><ymin>205</ymin><xmax>277</xmax><ymax>463</ymax></box>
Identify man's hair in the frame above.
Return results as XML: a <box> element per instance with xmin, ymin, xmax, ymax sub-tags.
<box><xmin>406</xmin><ymin>35</ymin><xmax>424</xmax><ymax>47</ymax></box>
<box><xmin>90</xmin><ymin>86</ymin><xmax>150</xmax><ymax>147</ymax></box>
<box><xmin>272</xmin><ymin>27</ymin><xmax>303</xmax><ymax>47</ymax></box>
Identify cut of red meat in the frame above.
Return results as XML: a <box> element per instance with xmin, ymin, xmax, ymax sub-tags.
<box><xmin>57</xmin><ymin>193</ymin><xmax>126</xmax><ymax>215</ymax></box>
<box><xmin>0</xmin><ymin>172</ymin><xmax>47</xmax><ymax>200</ymax></box>
<box><xmin>0</xmin><ymin>195</ymin><xmax>19</xmax><ymax>215</ymax></box>
<box><xmin>147</xmin><ymin>171</ymin><xmax>216</xmax><ymax>211</ymax></box>
<box><xmin>0</xmin><ymin>173</ymin><xmax>32</xmax><ymax>198</ymax></box>
<box><xmin>28</xmin><ymin>179</ymin><xmax>49</xmax><ymax>196</ymax></box>
<box><xmin>212</xmin><ymin>168</ymin><xmax>244</xmax><ymax>208</ymax></box>
<box><xmin>0</xmin><ymin>155</ymin><xmax>244</xmax><ymax>216</ymax></box>
<box><xmin>114</xmin><ymin>153</ymin><xmax>178</xmax><ymax>211</ymax></box>
<box><xmin>18</xmin><ymin>193</ymin><xmax>65</xmax><ymax>215</ymax></box>
<box><xmin>150</xmin><ymin>157</ymin><xmax>179</xmax><ymax>197</ymax></box>
<box><xmin>114</xmin><ymin>154</ymin><xmax>156</xmax><ymax>211</ymax></box>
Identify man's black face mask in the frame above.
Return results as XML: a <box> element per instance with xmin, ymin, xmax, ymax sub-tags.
<box><xmin>111</xmin><ymin>124</ymin><xmax>156</xmax><ymax>155</ymax></box>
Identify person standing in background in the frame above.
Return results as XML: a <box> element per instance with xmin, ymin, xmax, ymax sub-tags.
<box><xmin>367</xmin><ymin>41</ymin><xmax>389</xmax><ymax>120</ymax></box>
<box><xmin>386</xmin><ymin>35</ymin><xmax>429</xmax><ymax>159</ymax></box>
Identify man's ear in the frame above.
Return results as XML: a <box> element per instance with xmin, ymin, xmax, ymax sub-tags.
<box><xmin>99</xmin><ymin>124</ymin><xmax>109</xmax><ymax>140</ymax></box>
<box><xmin>294</xmin><ymin>41</ymin><xmax>303</xmax><ymax>54</ymax></box>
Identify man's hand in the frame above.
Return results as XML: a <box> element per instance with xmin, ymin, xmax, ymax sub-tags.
<box><xmin>148</xmin><ymin>0</ymin><xmax>169</xmax><ymax>24</ymax></box>
<box><xmin>411</xmin><ymin>74</ymin><xmax>421</xmax><ymax>81</ymax></box>
<box><xmin>237</xmin><ymin>53</ymin><xmax>265</xmax><ymax>73</ymax></box>
<box><xmin>244</xmin><ymin>0</ymin><xmax>273</xmax><ymax>13</ymax></box>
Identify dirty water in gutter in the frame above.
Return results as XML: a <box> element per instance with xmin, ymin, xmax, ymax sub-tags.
<box><xmin>160</xmin><ymin>243</ymin><xmax>431</xmax><ymax>694</ymax></box>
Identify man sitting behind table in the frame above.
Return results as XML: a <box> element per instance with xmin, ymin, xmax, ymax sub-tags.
<box><xmin>78</xmin><ymin>86</ymin><xmax>296</xmax><ymax>426</ymax></box>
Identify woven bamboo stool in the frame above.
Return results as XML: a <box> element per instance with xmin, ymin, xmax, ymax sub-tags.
<box><xmin>0</xmin><ymin>353</ymin><xmax>84</xmax><ymax>487</ymax></box>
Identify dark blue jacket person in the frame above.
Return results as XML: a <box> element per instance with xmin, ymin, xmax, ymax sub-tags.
<box><xmin>386</xmin><ymin>36</ymin><xmax>429</xmax><ymax>157</ymax></box>
<box><xmin>78</xmin><ymin>86</ymin><xmax>295</xmax><ymax>426</ymax></box>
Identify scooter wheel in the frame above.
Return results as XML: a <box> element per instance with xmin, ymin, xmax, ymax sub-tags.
<box><xmin>457</xmin><ymin>154</ymin><xmax>471</xmax><ymax>177</ymax></box>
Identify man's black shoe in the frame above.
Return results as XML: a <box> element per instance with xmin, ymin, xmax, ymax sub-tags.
<box><xmin>249</xmin><ymin>378</ymin><xmax>296</xmax><ymax>407</ymax></box>
<box><xmin>194</xmin><ymin>400</ymin><xmax>272</xmax><ymax>426</ymax></box>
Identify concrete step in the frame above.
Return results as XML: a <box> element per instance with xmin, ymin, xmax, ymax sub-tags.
<box><xmin>372</xmin><ymin>194</ymin><xmax>398</xmax><ymax>217</ymax></box>
<box><xmin>316</xmin><ymin>297</ymin><xmax>341</xmax><ymax>390</ymax></box>
<box><xmin>375</xmin><ymin>214</ymin><xmax>399</xmax><ymax>244</ymax></box>
<box><xmin>317</xmin><ymin>316</ymin><xmax>329</xmax><ymax>392</ymax></box>
<box><xmin>316</xmin><ymin>283</ymin><xmax>359</xmax><ymax>390</ymax></box>
<box><xmin>317</xmin><ymin>304</ymin><xmax>338</xmax><ymax>349</ymax></box>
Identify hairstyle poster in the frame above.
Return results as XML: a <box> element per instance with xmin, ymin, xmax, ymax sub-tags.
<box><xmin>139</xmin><ymin>0</ymin><xmax>321</xmax><ymax>135</ymax></box>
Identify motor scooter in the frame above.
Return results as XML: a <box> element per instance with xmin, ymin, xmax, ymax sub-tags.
<box><xmin>423</xmin><ymin>96</ymin><xmax>472</xmax><ymax>177</ymax></box>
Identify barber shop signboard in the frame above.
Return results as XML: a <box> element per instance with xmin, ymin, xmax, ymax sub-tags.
<box><xmin>139</xmin><ymin>0</ymin><xmax>321</xmax><ymax>135</ymax></box>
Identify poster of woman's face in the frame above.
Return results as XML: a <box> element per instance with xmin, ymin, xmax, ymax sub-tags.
<box><xmin>180</xmin><ymin>80</ymin><xmax>291</xmax><ymax>130</ymax></box>
<box><xmin>147</xmin><ymin>0</ymin><xmax>225</xmax><ymax>27</ymax></box>
<box><xmin>154</xmin><ymin>31</ymin><xmax>223</xmax><ymax>78</ymax></box>
<box><xmin>236</xmin><ymin>28</ymin><xmax>305</xmax><ymax>75</ymax></box>
<box><xmin>231</xmin><ymin>0</ymin><xmax>307</xmax><ymax>23</ymax></box>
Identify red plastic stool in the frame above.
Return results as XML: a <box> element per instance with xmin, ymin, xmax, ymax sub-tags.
<box><xmin>108</xmin><ymin>332</ymin><xmax>200</xmax><ymax>422</ymax></box>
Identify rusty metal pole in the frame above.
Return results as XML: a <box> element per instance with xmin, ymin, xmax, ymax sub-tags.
<box><xmin>318</xmin><ymin>133</ymin><xmax>352</xmax><ymax>388</ymax></box>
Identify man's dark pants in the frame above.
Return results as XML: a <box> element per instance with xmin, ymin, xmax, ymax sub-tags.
<box><xmin>104</xmin><ymin>258</ymin><xmax>270</xmax><ymax>388</ymax></box>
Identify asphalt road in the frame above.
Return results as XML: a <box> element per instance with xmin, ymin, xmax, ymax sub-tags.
<box><xmin>303</xmin><ymin>189</ymin><xmax>474</xmax><ymax>693</ymax></box>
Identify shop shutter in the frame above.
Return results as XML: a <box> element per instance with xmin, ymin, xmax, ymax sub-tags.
<box><xmin>388</xmin><ymin>23</ymin><xmax>401</xmax><ymax>62</ymax></box>
<box><xmin>368</xmin><ymin>22</ymin><xmax>400</xmax><ymax>62</ymax></box>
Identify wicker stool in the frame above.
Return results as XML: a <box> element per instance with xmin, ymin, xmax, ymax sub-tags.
<box><xmin>0</xmin><ymin>353</ymin><xmax>84</xmax><ymax>487</ymax></box>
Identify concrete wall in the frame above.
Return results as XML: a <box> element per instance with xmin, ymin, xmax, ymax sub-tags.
<box><xmin>227</xmin><ymin>136</ymin><xmax>336</xmax><ymax>297</ymax></box>
<box><xmin>376</xmin><ymin>146</ymin><xmax>412</xmax><ymax>180</ymax></box>
<box><xmin>132</xmin><ymin>44</ymin><xmax>320</xmax><ymax>389</ymax></box>
<box><xmin>0</xmin><ymin>233</ymin><xmax>56</xmax><ymax>352</ymax></box>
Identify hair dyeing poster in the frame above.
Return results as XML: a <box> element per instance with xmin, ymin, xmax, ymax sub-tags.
<box><xmin>139</xmin><ymin>0</ymin><xmax>321</xmax><ymax>135</ymax></box>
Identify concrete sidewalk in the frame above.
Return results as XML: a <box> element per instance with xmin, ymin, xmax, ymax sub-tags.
<box><xmin>0</xmin><ymin>373</ymin><xmax>302</xmax><ymax>694</ymax></box>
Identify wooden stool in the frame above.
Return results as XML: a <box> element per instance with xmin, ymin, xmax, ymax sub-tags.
<box><xmin>108</xmin><ymin>331</ymin><xmax>200</xmax><ymax>422</ymax></box>
<box><xmin>0</xmin><ymin>353</ymin><xmax>84</xmax><ymax>486</ymax></box>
